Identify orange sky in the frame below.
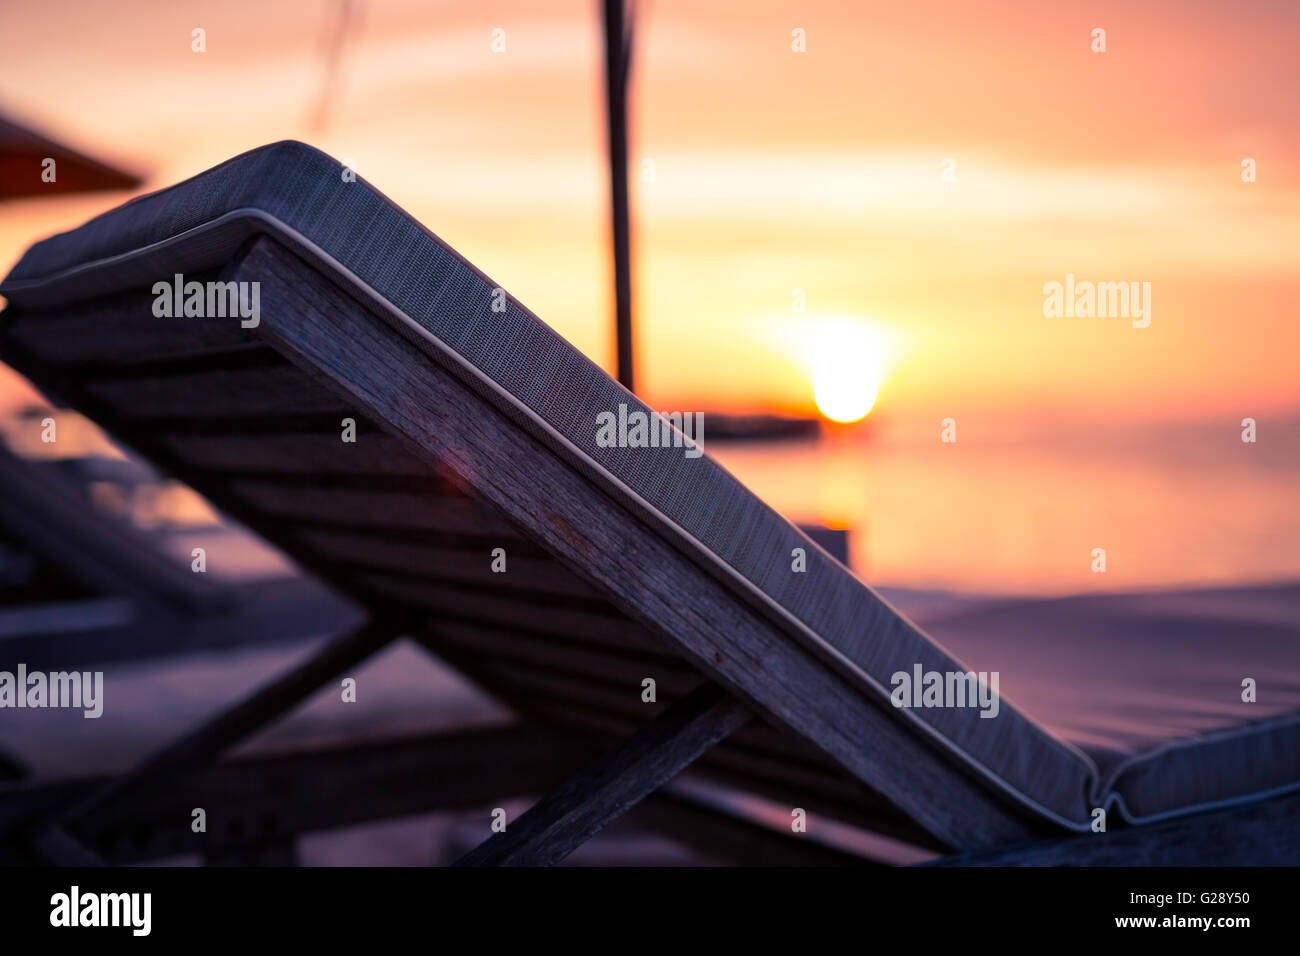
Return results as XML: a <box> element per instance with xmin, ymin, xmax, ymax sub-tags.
<box><xmin>1</xmin><ymin>0</ymin><xmax>1298</xmax><ymax>426</ymax></box>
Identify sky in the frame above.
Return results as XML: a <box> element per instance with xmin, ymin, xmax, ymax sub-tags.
<box><xmin>1</xmin><ymin>0</ymin><xmax>1297</xmax><ymax>428</ymax></box>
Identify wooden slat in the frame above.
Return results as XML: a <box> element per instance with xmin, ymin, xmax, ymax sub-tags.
<box><xmin>256</xmin><ymin>513</ymin><xmax>552</xmax><ymax>558</ymax></box>
<box><xmin>420</xmin><ymin>604</ymin><xmax>663</xmax><ymax>657</ymax></box>
<box><xmin>300</xmin><ymin>528</ymin><xmax>603</xmax><ymax>599</ymax></box>
<box><xmin>200</xmin><ymin>468</ymin><xmax>456</xmax><ymax>496</ymax></box>
<box><xmin>89</xmin><ymin>363</ymin><xmax>354</xmax><ymax>420</ymax></box>
<box><xmin>71</xmin><ymin>341</ymin><xmax>286</xmax><ymax>381</ymax></box>
<box><xmin>166</xmin><ymin>432</ymin><xmax>435</xmax><ymax>477</ymax></box>
<box><xmin>232</xmin><ymin>482</ymin><xmax>521</xmax><ymax>538</ymax></box>
<box><xmin>3</xmin><ymin>280</ymin><xmax>255</xmax><ymax>365</ymax></box>
<box><xmin>469</xmin><ymin>654</ymin><xmax>700</xmax><ymax>718</ymax></box>
<box><xmin>357</xmin><ymin>573</ymin><xmax>656</xmax><ymax>650</ymax></box>
<box><xmin>337</xmin><ymin>564</ymin><xmax>612</xmax><ymax>613</ymax></box>
<box><xmin>453</xmin><ymin>683</ymin><xmax>750</xmax><ymax>866</ymax></box>
<box><xmin>127</xmin><ymin>411</ymin><xmax>360</xmax><ymax>437</ymax></box>
<box><xmin>429</xmin><ymin>618</ymin><xmax>693</xmax><ymax>676</ymax></box>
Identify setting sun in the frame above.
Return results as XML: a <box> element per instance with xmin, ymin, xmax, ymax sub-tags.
<box><xmin>762</xmin><ymin>315</ymin><xmax>903</xmax><ymax>424</ymax></box>
<box><xmin>814</xmin><ymin>365</ymin><xmax>879</xmax><ymax>423</ymax></box>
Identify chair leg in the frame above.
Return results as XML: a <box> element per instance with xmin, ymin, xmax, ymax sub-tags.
<box><xmin>30</xmin><ymin>617</ymin><xmax>403</xmax><ymax>863</ymax></box>
<box><xmin>454</xmin><ymin>682</ymin><xmax>750</xmax><ymax>867</ymax></box>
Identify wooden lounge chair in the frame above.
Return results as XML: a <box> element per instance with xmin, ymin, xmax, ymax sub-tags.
<box><xmin>1</xmin><ymin>142</ymin><xmax>1296</xmax><ymax>865</ymax></box>
<box><xmin>0</xmin><ymin>433</ymin><xmax>358</xmax><ymax>795</ymax></box>
<box><xmin>0</xmin><ymin>440</ymin><xmax>359</xmax><ymax>673</ymax></box>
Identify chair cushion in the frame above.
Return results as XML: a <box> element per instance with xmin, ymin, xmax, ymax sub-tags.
<box><xmin>916</xmin><ymin>584</ymin><xmax>1300</xmax><ymax>821</ymax></box>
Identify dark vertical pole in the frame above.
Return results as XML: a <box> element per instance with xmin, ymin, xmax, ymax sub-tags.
<box><xmin>603</xmin><ymin>0</ymin><xmax>635</xmax><ymax>392</ymax></box>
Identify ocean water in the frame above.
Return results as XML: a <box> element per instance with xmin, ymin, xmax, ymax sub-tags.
<box><xmin>709</xmin><ymin>417</ymin><xmax>1300</xmax><ymax>596</ymax></box>
<box><xmin>5</xmin><ymin>405</ymin><xmax>1294</xmax><ymax>598</ymax></box>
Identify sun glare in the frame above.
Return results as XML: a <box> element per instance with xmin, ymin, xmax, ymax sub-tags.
<box><xmin>763</xmin><ymin>315</ymin><xmax>902</xmax><ymax>425</ymax></box>
<box><xmin>814</xmin><ymin>366</ymin><xmax>879</xmax><ymax>423</ymax></box>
